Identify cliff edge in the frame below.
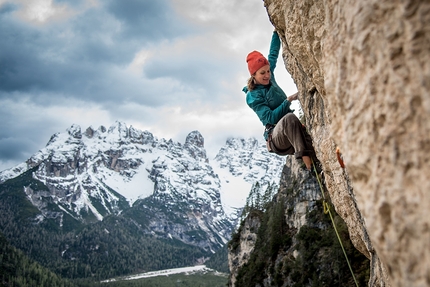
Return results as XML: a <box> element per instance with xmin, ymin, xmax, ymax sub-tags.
<box><xmin>264</xmin><ymin>0</ymin><xmax>429</xmax><ymax>286</ymax></box>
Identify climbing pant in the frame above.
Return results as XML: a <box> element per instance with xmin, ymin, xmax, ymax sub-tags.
<box><xmin>270</xmin><ymin>113</ymin><xmax>315</xmax><ymax>159</ymax></box>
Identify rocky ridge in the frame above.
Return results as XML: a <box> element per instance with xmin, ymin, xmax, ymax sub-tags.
<box><xmin>0</xmin><ymin>121</ymin><xmax>285</xmax><ymax>251</ymax></box>
<box><xmin>228</xmin><ymin>157</ymin><xmax>369</xmax><ymax>286</ymax></box>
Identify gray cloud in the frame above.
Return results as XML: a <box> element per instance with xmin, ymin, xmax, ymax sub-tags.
<box><xmin>0</xmin><ymin>137</ymin><xmax>34</xmax><ymax>161</ymax></box>
<box><xmin>0</xmin><ymin>0</ymin><xmax>194</xmax><ymax>105</ymax></box>
<box><xmin>145</xmin><ymin>48</ymin><xmax>228</xmax><ymax>89</ymax></box>
<box><xmin>0</xmin><ymin>100</ymin><xmax>64</xmax><ymax>166</ymax></box>
<box><xmin>106</xmin><ymin>0</ymin><xmax>193</xmax><ymax>41</ymax></box>
<box><xmin>0</xmin><ymin>0</ymin><xmax>297</xmax><ymax>171</ymax></box>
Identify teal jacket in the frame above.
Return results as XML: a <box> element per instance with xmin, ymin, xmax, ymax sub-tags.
<box><xmin>243</xmin><ymin>31</ymin><xmax>293</xmax><ymax>140</ymax></box>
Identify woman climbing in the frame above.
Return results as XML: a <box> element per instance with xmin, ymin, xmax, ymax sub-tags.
<box><xmin>243</xmin><ymin>30</ymin><xmax>316</xmax><ymax>171</ymax></box>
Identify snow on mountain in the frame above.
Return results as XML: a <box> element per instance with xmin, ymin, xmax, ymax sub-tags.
<box><xmin>0</xmin><ymin>121</ymin><xmax>285</xmax><ymax>249</ymax></box>
<box><xmin>213</xmin><ymin>137</ymin><xmax>285</xmax><ymax>215</ymax></box>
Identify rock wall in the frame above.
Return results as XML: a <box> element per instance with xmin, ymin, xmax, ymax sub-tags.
<box><xmin>264</xmin><ymin>0</ymin><xmax>430</xmax><ymax>286</ymax></box>
<box><xmin>227</xmin><ymin>158</ymin><xmax>370</xmax><ymax>286</ymax></box>
<box><xmin>228</xmin><ymin>211</ymin><xmax>262</xmax><ymax>287</ymax></box>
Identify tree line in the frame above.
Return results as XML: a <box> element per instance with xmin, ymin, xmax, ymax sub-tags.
<box><xmin>0</xmin><ymin>171</ymin><xmax>214</xmax><ymax>282</ymax></box>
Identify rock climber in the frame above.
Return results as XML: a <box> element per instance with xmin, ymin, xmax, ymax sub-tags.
<box><xmin>243</xmin><ymin>30</ymin><xmax>316</xmax><ymax>171</ymax></box>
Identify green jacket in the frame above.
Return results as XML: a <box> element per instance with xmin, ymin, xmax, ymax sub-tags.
<box><xmin>243</xmin><ymin>31</ymin><xmax>293</xmax><ymax>140</ymax></box>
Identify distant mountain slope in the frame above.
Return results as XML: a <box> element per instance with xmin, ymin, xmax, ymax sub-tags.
<box><xmin>0</xmin><ymin>121</ymin><xmax>285</xmax><ymax>278</ymax></box>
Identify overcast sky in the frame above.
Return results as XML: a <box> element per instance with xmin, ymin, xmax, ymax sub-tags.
<box><xmin>0</xmin><ymin>0</ymin><xmax>300</xmax><ymax>171</ymax></box>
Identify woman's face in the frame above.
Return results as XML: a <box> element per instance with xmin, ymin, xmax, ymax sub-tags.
<box><xmin>253</xmin><ymin>64</ymin><xmax>271</xmax><ymax>85</ymax></box>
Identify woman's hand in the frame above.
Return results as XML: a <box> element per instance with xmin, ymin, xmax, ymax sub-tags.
<box><xmin>287</xmin><ymin>92</ymin><xmax>299</xmax><ymax>102</ymax></box>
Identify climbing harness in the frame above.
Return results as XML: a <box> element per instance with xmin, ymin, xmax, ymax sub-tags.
<box><xmin>312</xmin><ymin>159</ymin><xmax>359</xmax><ymax>287</ymax></box>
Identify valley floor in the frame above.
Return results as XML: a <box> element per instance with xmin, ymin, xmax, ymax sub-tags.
<box><xmin>102</xmin><ymin>265</ymin><xmax>226</xmax><ymax>282</ymax></box>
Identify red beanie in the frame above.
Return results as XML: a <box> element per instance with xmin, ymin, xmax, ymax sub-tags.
<box><xmin>246</xmin><ymin>51</ymin><xmax>269</xmax><ymax>75</ymax></box>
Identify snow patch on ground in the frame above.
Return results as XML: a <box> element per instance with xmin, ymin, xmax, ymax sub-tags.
<box><xmin>101</xmin><ymin>265</ymin><xmax>220</xmax><ymax>282</ymax></box>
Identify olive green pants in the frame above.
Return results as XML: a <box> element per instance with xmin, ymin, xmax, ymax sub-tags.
<box><xmin>270</xmin><ymin>113</ymin><xmax>315</xmax><ymax>159</ymax></box>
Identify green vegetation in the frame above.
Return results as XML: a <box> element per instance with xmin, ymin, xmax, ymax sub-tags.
<box><xmin>0</xmin><ymin>233</ymin><xmax>76</xmax><ymax>287</ymax></box>
<box><xmin>229</xmin><ymin>179</ymin><xmax>370</xmax><ymax>287</ymax></box>
<box><xmin>106</xmin><ymin>272</ymin><xmax>228</xmax><ymax>287</ymax></box>
<box><xmin>0</xmin><ymin>208</ymin><xmax>210</xmax><ymax>281</ymax></box>
<box><xmin>0</xmin><ymin>169</ymin><xmax>213</xmax><ymax>282</ymax></box>
<box><xmin>74</xmin><ymin>272</ymin><xmax>228</xmax><ymax>287</ymax></box>
<box><xmin>0</xmin><ymin>230</ymin><xmax>227</xmax><ymax>287</ymax></box>
<box><xmin>205</xmin><ymin>244</ymin><xmax>229</xmax><ymax>273</ymax></box>
<box><xmin>288</xmin><ymin>201</ymin><xmax>369</xmax><ymax>287</ymax></box>
<box><xmin>232</xmin><ymin>197</ymin><xmax>294</xmax><ymax>286</ymax></box>
<box><xmin>0</xmin><ymin>163</ymin><xmax>371</xmax><ymax>287</ymax></box>
<box><xmin>0</xmin><ymin>167</ymin><xmax>45</xmax><ymax>222</ymax></box>
<box><xmin>240</xmin><ymin>182</ymin><xmax>277</xmax><ymax>221</ymax></box>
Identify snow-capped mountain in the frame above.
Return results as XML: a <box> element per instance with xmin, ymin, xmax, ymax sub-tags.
<box><xmin>213</xmin><ymin>137</ymin><xmax>285</xmax><ymax>216</ymax></box>
<box><xmin>0</xmin><ymin>121</ymin><xmax>285</xmax><ymax>251</ymax></box>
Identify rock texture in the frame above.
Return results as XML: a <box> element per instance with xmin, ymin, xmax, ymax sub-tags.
<box><xmin>228</xmin><ymin>210</ymin><xmax>262</xmax><ymax>287</ymax></box>
<box><xmin>264</xmin><ymin>0</ymin><xmax>430</xmax><ymax>286</ymax></box>
<box><xmin>228</xmin><ymin>157</ymin><xmax>369</xmax><ymax>286</ymax></box>
<box><xmin>0</xmin><ymin>121</ymin><xmax>287</xmax><ymax>254</ymax></box>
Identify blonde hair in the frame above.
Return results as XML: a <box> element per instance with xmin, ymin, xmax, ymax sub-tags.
<box><xmin>247</xmin><ymin>76</ymin><xmax>256</xmax><ymax>91</ymax></box>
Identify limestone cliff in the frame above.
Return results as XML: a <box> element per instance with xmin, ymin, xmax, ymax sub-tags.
<box><xmin>228</xmin><ymin>210</ymin><xmax>262</xmax><ymax>287</ymax></box>
<box><xmin>228</xmin><ymin>157</ymin><xmax>369</xmax><ymax>286</ymax></box>
<box><xmin>264</xmin><ymin>0</ymin><xmax>430</xmax><ymax>286</ymax></box>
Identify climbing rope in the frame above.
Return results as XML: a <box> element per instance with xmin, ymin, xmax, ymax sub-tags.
<box><xmin>312</xmin><ymin>159</ymin><xmax>359</xmax><ymax>287</ymax></box>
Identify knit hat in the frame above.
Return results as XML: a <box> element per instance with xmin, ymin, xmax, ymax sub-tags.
<box><xmin>246</xmin><ymin>51</ymin><xmax>269</xmax><ymax>75</ymax></box>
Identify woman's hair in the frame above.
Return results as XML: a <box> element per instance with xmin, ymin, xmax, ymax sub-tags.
<box><xmin>247</xmin><ymin>76</ymin><xmax>256</xmax><ymax>91</ymax></box>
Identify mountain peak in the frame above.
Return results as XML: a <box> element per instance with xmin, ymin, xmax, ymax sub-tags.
<box><xmin>184</xmin><ymin>131</ymin><xmax>207</xmax><ymax>161</ymax></box>
<box><xmin>185</xmin><ymin>130</ymin><xmax>204</xmax><ymax>148</ymax></box>
<box><xmin>67</xmin><ymin>124</ymin><xmax>82</xmax><ymax>139</ymax></box>
<box><xmin>0</xmin><ymin>122</ymin><xmax>286</xmax><ymax>251</ymax></box>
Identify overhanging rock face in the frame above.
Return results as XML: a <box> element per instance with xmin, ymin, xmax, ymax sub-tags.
<box><xmin>264</xmin><ymin>0</ymin><xmax>430</xmax><ymax>286</ymax></box>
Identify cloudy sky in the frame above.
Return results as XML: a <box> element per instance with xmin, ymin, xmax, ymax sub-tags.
<box><xmin>0</xmin><ymin>0</ymin><xmax>300</xmax><ymax>171</ymax></box>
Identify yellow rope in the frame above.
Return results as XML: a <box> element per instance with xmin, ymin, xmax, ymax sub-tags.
<box><xmin>312</xmin><ymin>160</ymin><xmax>359</xmax><ymax>287</ymax></box>
<box><xmin>323</xmin><ymin>201</ymin><xmax>329</xmax><ymax>214</ymax></box>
